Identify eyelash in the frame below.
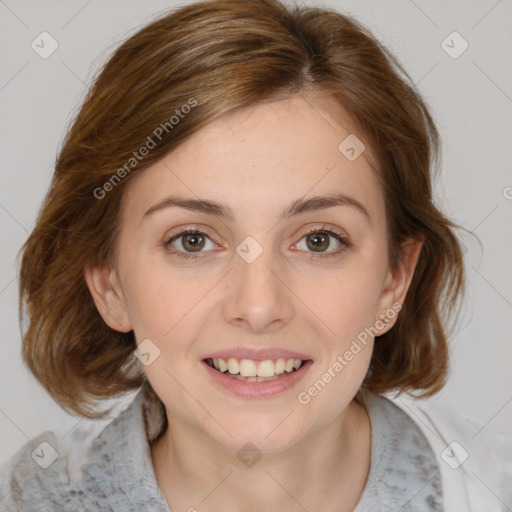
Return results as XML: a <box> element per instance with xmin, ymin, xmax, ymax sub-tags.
<box><xmin>163</xmin><ymin>225</ymin><xmax>351</xmax><ymax>260</ymax></box>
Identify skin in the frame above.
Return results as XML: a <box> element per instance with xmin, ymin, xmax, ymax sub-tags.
<box><xmin>86</xmin><ymin>91</ymin><xmax>423</xmax><ymax>512</ymax></box>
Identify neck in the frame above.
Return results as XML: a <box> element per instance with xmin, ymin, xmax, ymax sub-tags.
<box><xmin>151</xmin><ymin>400</ymin><xmax>371</xmax><ymax>512</ymax></box>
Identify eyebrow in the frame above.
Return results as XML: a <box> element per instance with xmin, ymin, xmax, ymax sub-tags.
<box><xmin>143</xmin><ymin>193</ymin><xmax>372</xmax><ymax>225</ymax></box>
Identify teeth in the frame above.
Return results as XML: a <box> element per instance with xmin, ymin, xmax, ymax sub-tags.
<box><xmin>257</xmin><ymin>360</ymin><xmax>275</xmax><ymax>377</ymax></box>
<box><xmin>227</xmin><ymin>358</ymin><xmax>239</xmax><ymax>375</ymax></box>
<box><xmin>218</xmin><ymin>358</ymin><xmax>227</xmax><ymax>372</ymax></box>
<box><xmin>210</xmin><ymin>357</ymin><xmax>304</xmax><ymax>378</ymax></box>
<box><xmin>230</xmin><ymin>374</ymin><xmax>281</xmax><ymax>382</ymax></box>
<box><xmin>239</xmin><ymin>359</ymin><xmax>257</xmax><ymax>377</ymax></box>
<box><xmin>275</xmin><ymin>358</ymin><xmax>285</xmax><ymax>374</ymax></box>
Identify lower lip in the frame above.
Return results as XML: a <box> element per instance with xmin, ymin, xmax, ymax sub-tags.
<box><xmin>202</xmin><ymin>360</ymin><xmax>313</xmax><ymax>399</ymax></box>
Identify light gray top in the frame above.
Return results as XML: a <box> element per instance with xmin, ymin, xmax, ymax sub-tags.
<box><xmin>354</xmin><ymin>390</ymin><xmax>443</xmax><ymax>511</ymax></box>
<box><xmin>0</xmin><ymin>382</ymin><xmax>442</xmax><ymax>511</ymax></box>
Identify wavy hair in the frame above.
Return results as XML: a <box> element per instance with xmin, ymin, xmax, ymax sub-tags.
<box><xmin>19</xmin><ymin>0</ymin><xmax>467</xmax><ymax>418</ymax></box>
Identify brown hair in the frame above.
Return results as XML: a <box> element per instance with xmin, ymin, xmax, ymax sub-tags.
<box><xmin>19</xmin><ymin>0</ymin><xmax>467</xmax><ymax>419</ymax></box>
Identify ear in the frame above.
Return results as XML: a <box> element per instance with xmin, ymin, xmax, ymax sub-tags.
<box><xmin>375</xmin><ymin>236</ymin><xmax>424</xmax><ymax>335</ymax></box>
<box><xmin>84</xmin><ymin>264</ymin><xmax>133</xmax><ymax>333</ymax></box>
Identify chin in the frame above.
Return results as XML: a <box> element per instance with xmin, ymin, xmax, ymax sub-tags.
<box><xmin>202</xmin><ymin>412</ymin><xmax>308</xmax><ymax>455</ymax></box>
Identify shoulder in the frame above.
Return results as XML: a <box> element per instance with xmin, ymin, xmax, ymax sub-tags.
<box><xmin>0</xmin><ymin>394</ymin><xmax>137</xmax><ymax>512</ymax></box>
<box><xmin>354</xmin><ymin>391</ymin><xmax>443</xmax><ymax>511</ymax></box>
<box><xmin>0</xmin><ymin>430</ymin><xmax>81</xmax><ymax>511</ymax></box>
<box><xmin>390</xmin><ymin>394</ymin><xmax>512</xmax><ymax>512</ymax></box>
<box><xmin>0</xmin><ymin>386</ymin><xmax>169</xmax><ymax>512</ymax></box>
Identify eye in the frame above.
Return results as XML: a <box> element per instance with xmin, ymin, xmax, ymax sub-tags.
<box><xmin>164</xmin><ymin>228</ymin><xmax>218</xmax><ymax>259</ymax></box>
<box><xmin>163</xmin><ymin>225</ymin><xmax>351</xmax><ymax>261</ymax></box>
<box><xmin>294</xmin><ymin>227</ymin><xmax>351</xmax><ymax>258</ymax></box>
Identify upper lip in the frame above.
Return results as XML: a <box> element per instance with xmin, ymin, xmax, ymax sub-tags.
<box><xmin>202</xmin><ymin>347</ymin><xmax>312</xmax><ymax>362</ymax></box>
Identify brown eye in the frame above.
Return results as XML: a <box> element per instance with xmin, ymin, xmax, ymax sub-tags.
<box><xmin>180</xmin><ymin>232</ymin><xmax>206</xmax><ymax>252</ymax></box>
<box><xmin>295</xmin><ymin>228</ymin><xmax>351</xmax><ymax>258</ymax></box>
<box><xmin>164</xmin><ymin>229</ymin><xmax>217</xmax><ymax>259</ymax></box>
<box><xmin>306</xmin><ymin>232</ymin><xmax>331</xmax><ymax>252</ymax></box>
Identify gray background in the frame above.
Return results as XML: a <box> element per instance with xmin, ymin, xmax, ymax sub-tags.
<box><xmin>1</xmin><ymin>0</ymin><xmax>511</xmax><ymax>472</ymax></box>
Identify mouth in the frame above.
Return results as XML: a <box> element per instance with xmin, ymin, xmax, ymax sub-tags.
<box><xmin>204</xmin><ymin>356</ymin><xmax>307</xmax><ymax>382</ymax></box>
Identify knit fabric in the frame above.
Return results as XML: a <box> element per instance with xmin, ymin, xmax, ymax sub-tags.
<box><xmin>0</xmin><ymin>382</ymin><xmax>442</xmax><ymax>511</ymax></box>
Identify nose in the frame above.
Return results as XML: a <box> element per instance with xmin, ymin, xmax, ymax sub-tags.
<box><xmin>222</xmin><ymin>245</ymin><xmax>294</xmax><ymax>334</ymax></box>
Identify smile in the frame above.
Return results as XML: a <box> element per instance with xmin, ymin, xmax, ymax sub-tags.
<box><xmin>205</xmin><ymin>357</ymin><xmax>305</xmax><ymax>381</ymax></box>
<box><xmin>202</xmin><ymin>354</ymin><xmax>313</xmax><ymax>399</ymax></box>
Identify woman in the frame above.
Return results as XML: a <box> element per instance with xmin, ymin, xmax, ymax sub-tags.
<box><xmin>0</xmin><ymin>0</ymin><xmax>507</xmax><ymax>510</ymax></box>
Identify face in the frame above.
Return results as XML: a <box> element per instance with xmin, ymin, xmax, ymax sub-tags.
<box><xmin>87</xmin><ymin>93</ymin><xmax>420</xmax><ymax>453</ymax></box>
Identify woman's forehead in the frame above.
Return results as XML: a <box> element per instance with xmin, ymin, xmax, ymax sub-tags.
<box><xmin>176</xmin><ymin>93</ymin><xmax>365</xmax><ymax>155</ymax></box>
<box><xmin>119</xmin><ymin>99</ymin><xmax>384</xmax><ymax>233</ymax></box>
<box><xmin>121</xmin><ymin>95</ymin><xmax>382</xmax><ymax>220</ymax></box>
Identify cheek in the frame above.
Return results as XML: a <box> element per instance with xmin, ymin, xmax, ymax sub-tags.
<box><xmin>120</xmin><ymin>259</ymin><xmax>217</xmax><ymax>349</ymax></box>
<box><xmin>295</xmin><ymin>271</ymin><xmax>380</xmax><ymax>412</ymax></box>
<box><xmin>117</xmin><ymin>251</ymin><xmax>176</xmax><ymax>336</ymax></box>
<box><xmin>304</xmin><ymin>262</ymin><xmax>385</xmax><ymax>340</ymax></box>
